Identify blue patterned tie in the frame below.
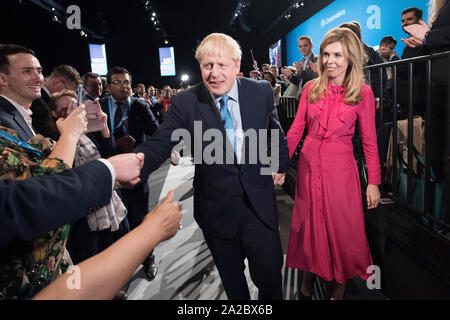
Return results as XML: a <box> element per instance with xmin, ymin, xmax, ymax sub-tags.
<box><xmin>219</xmin><ymin>95</ymin><xmax>236</xmax><ymax>151</ymax></box>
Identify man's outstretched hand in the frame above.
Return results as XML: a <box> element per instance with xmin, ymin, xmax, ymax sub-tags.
<box><xmin>108</xmin><ymin>152</ymin><xmax>145</xmax><ymax>188</ymax></box>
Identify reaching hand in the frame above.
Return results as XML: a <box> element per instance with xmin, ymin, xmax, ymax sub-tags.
<box><xmin>56</xmin><ymin>103</ymin><xmax>87</xmax><ymax>140</ymax></box>
<box><xmin>108</xmin><ymin>152</ymin><xmax>144</xmax><ymax>187</ymax></box>
<box><xmin>143</xmin><ymin>190</ymin><xmax>183</xmax><ymax>241</ymax></box>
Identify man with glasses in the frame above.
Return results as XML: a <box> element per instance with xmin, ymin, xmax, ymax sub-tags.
<box><xmin>29</xmin><ymin>64</ymin><xmax>81</xmax><ymax>136</ymax></box>
<box><xmin>100</xmin><ymin>66</ymin><xmax>160</xmax><ymax>282</ymax></box>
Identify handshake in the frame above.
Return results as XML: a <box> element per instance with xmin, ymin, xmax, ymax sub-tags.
<box><xmin>106</xmin><ymin>152</ymin><xmax>145</xmax><ymax>188</ymax></box>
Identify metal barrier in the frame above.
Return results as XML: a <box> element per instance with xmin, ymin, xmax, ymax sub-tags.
<box><xmin>365</xmin><ymin>51</ymin><xmax>450</xmax><ymax>234</ymax></box>
<box><xmin>278</xmin><ymin>96</ymin><xmax>302</xmax><ymax>168</ymax></box>
<box><xmin>277</xmin><ymin>51</ymin><xmax>450</xmax><ymax>235</ymax></box>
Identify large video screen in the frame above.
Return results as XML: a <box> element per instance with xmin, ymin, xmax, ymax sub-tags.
<box><xmin>89</xmin><ymin>44</ymin><xmax>108</xmax><ymax>76</ymax></box>
<box><xmin>269</xmin><ymin>39</ymin><xmax>282</xmax><ymax>68</ymax></box>
<box><xmin>159</xmin><ymin>47</ymin><xmax>176</xmax><ymax>77</ymax></box>
<box><xmin>286</xmin><ymin>0</ymin><xmax>428</xmax><ymax>66</ymax></box>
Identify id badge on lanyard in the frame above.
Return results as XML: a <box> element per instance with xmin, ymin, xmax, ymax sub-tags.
<box><xmin>108</xmin><ymin>97</ymin><xmax>130</xmax><ymax>136</ymax></box>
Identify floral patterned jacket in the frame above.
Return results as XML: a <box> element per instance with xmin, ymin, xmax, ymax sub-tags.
<box><xmin>0</xmin><ymin>126</ymin><xmax>71</xmax><ymax>300</ymax></box>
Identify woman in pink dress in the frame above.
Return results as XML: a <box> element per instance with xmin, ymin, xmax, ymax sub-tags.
<box><xmin>286</xmin><ymin>27</ymin><xmax>381</xmax><ymax>300</ymax></box>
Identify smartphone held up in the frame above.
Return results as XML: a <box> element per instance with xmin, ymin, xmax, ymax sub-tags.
<box><xmin>75</xmin><ymin>84</ymin><xmax>107</xmax><ymax>133</ymax></box>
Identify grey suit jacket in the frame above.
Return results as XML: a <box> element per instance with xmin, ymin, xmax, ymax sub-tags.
<box><xmin>0</xmin><ymin>96</ymin><xmax>34</xmax><ymax>141</ymax></box>
<box><xmin>288</xmin><ymin>53</ymin><xmax>318</xmax><ymax>91</ymax></box>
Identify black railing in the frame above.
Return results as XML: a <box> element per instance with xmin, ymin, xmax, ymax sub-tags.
<box><xmin>366</xmin><ymin>51</ymin><xmax>450</xmax><ymax>234</ymax></box>
<box><xmin>278</xmin><ymin>50</ymin><xmax>450</xmax><ymax>235</ymax></box>
<box><xmin>278</xmin><ymin>97</ymin><xmax>303</xmax><ymax>169</ymax></box>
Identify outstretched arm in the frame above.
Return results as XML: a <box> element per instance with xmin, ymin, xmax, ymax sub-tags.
<box><xmin>0</xmin><ymin>160</ymin><xmax>111</xmax><ymax>247</ymax></box>
<box><xmin>33</xmin><ymin>191</ymin><xmax>182</xmax><ymax>300</ymax></box>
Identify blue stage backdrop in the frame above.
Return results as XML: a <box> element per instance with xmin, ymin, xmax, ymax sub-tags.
<box><xmin>286</xmin><ymin>0</ymin><xmax>429</xmax><ymax>65</ymax></box>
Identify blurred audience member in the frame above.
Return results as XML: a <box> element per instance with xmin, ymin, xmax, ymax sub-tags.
<box><xmin>281</xmin><ymin>66</ymin><xmax>299</xmax><ymax>98</ymax></box>
<box><xmin>281</xmin><ymin>36</ymin><xmax>318</xmax><ymax>100</ymax></box>
<box><xmin>133</xmin><ymin>83</ymin><xmax>146</xmax><ymax>101</ymax></box>
<box><xmin>378</xmin><ymin>36</ymin><xmax>399</xmax><ymax>123</ymax></box>
<box><xmin>270</xmin><ymin>65</ymin><xmax>287</xmax><ymax>95</ymax></box>
<box><xmin>263</xmin><ymin>71</ymin><xmax>281</xmax><ymax>106</ymax></box>
<box><xmin>31</xmin><ymin>64</ymin><xmax>81</xmax><ymax>136</ymax></box>
<box><xmin>397</xmin><ymin>7</ymin><xmax>427</xmax><ymax>118</ymax></box>
<box><xmin>146</xmin><ymin>85</ymin><xmax>158</xmax><ymax>105</ymax></box>
<box><xmin>100</xmin><ymin>77</ymin><xmax>109</xmax><ymax>98</ymax></box>
<box><xmin>400</xmin><ymin>7</ymin><xmax>428</xmax><ymax>57</ymax></box>
<box><xmin>160</xmin><ymin>87</ymin><xmax>172</xmax><ymax>114</ymax></box>
<box><xmin>82</xmin><ymin>72</ymin><xmax>103</xmax><ymax>102</ymax></box>
<box><xmin>252</xmin><ymin>60</ymin><xmax>270</xmax><ymax>74</ymax></box>
<box><xmin>249</xmin><ymin>69</ymin><xmax>262</xmax><ymax>80</ymax></box>
<box><xmin>378</xmin><ymin>36</ymin><xmax>399</xmax><ymax>62</ymax></box>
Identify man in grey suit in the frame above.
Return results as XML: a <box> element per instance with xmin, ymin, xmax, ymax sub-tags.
<box><xmin>281</xmin><ymin>35</ymin><xmax>318</xmax><ymax>99</ymax></box>
<box><xmin>0</xmin><ymin>44</ymin><xmax>43</xmax><ymax>140</ymax></box>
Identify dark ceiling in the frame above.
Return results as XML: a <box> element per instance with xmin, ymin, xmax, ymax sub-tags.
<box><xmin>1</xmin><ymin>0</ymin><xmax>332</xmax><ymax>88</ymax></box>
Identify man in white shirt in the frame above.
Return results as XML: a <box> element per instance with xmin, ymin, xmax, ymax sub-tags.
<box><xmin>281</xmin><ymin>35</ymin><xmax>318</xmax><ymax>98</ymax></box>
<box><xmin>0</xmin><ymin>44</ymin><xmax>43</xmax><ymax>140</ymax></box>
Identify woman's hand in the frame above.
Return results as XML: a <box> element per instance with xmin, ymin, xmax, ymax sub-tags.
<box><xmin>274</xmin><ymin>85</ymin><xmax>281</xmax><ymax>96</ymax></box>
<box><xmin>366</xmin><ymin>184</ymin><xmax>380</xmax><ymax>209</ymax></box>
<box><xmin>98</xmin><ymin>109</ymin><xmax>110</xmax><ymax>138</ymax></box>
<box><xmin>56</xmin><ymin>103</ymin><xmax>87</xmax><ymax>141</ymax></box>
<box><xmin>143</xmin><ymin>190</ymin><xmax>183</xmax><ymax>241</ymax></box>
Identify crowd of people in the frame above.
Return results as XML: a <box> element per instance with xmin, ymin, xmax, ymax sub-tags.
<box><xmin>0</xmin><ymin>0</ymin><xmax>448</xmax><ymax>301</ymax></box>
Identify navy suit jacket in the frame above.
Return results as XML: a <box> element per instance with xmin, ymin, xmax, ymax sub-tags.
<box><xmin>135</xmin><ymin>77</ymin><xmax>290</xmax><ymax>239</ymax></box>
<box><xmin>99</xmin><ymin>96</ymin><xmax>159</xmax><ymax>145</ymax></box>
<box><xmin>0</xmin><ymin>96</ymin><xmax>34</xmax><ymax>141</ymax></box>
<box><xmin>0</xmin><ymin>160</ymin><xmax>112</xmax><ymax>247</ymax></box>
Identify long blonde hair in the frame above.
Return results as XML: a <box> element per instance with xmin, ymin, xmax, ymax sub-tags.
<box><xmin>308</xmin><ymin>27</ymin><xmax>366</xmax><ymax>105</ymax></box>
<box><xmin>428</xmin><ymin>0</ymin><xmax>445</xmax><ymax>26</ymax></box>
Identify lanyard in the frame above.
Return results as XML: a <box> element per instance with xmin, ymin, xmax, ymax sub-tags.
<box><xmin>108</xmin><ymin>96</ymin><xmax>130</xmax><ymax>135</ymax></box>
<box><xmin>0</xmin><ymin>131</ymin><xmax>43</xmax><ymax>156</ymax></box>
